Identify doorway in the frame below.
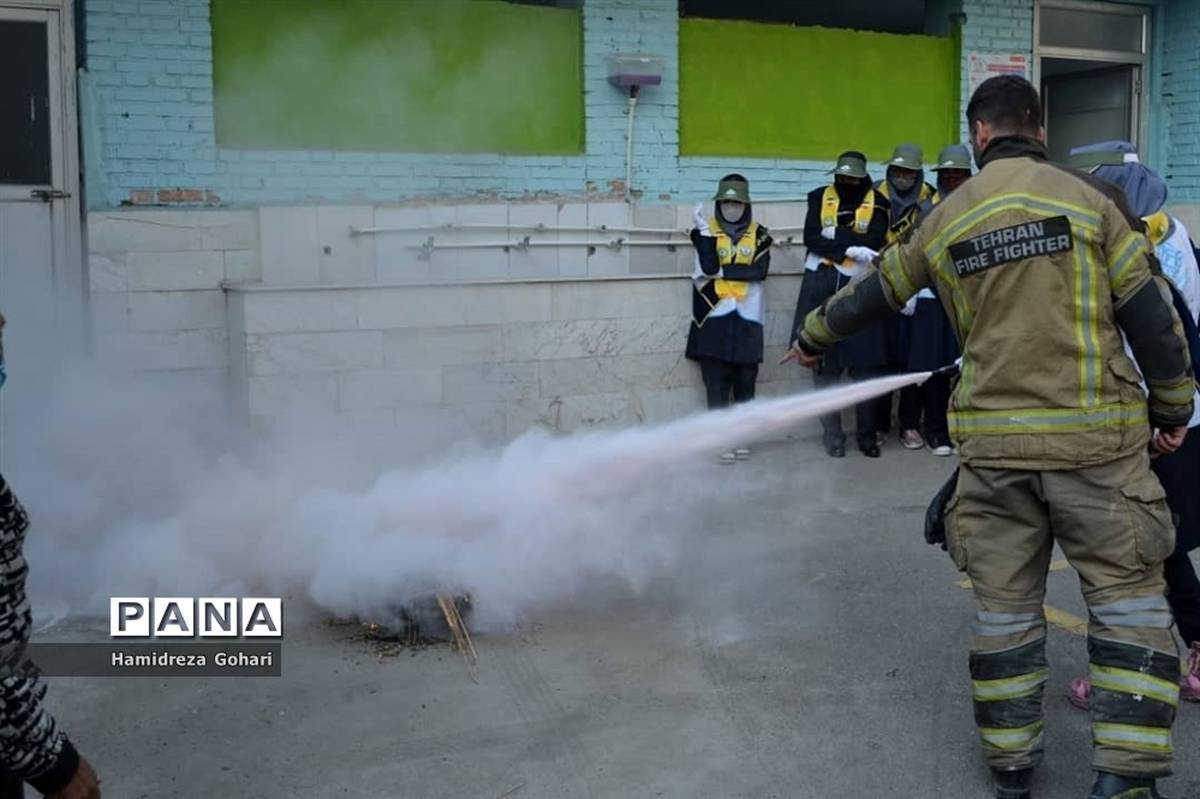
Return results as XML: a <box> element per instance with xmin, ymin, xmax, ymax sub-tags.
<box><xmin>0</xmin><ymin>0</ymin><xmax>83</xmax><ymax>470</ymax></box>
<box><xmin>1035</xmin><ymin>0</ymin><xmax>1149</xmax><ymax>163</ymax></box>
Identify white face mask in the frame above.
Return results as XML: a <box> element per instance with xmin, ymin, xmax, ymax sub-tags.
<box><xmin>719</xmin><ymin>201</ymin><xmax>746</xmax><ymax>222</ymax></box>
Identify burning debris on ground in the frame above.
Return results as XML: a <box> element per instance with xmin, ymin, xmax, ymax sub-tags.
<box><xmin>338</xmin><ymin>593</ymin><xmax>478</xmax><ymax>677</ymax></box>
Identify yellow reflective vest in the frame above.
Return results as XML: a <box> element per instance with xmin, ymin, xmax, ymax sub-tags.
<box><xmin>1143</xmin><ymin>211</ymin><xmax>1171</xmax><ymax>248</ymax></box>
<box><xmin>709</xmin><ymin>217</ymin><xmax>760</xmax><ymax>300</ymax></box>
<box><xmin>820</xmin><ymin>186</ymin><xmax>875</xmax><ymax>234</ymax></box>
<box><xmin>879</xmin><ymin>181</ymin><xmax>937</xmax><ymax>243</ymax></box>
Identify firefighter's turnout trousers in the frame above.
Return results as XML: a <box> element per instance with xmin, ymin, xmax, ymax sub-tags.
<box><xmin>946</xmin><ymin>450</ymin><xmax>1178</xmax><ymax>778</ymax></box>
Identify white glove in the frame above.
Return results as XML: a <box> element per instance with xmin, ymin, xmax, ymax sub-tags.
<box><xmin>693</xmin><ymin>203</ymin><xmax>711</xmax><ymax>236</ymax></box>
<box><xmin>844</xmin><ymin>246</ymin><xmax>878</xmax><ymax>263</ymax></box>
<box><xmin>901</xmin><ymin>296</ymin><xmax>918</xmax><ymax>317</ymax></box>
<box><xmin>821</xmin><ymin>225</ymin><xmax>837</xmax><ymax>240</ymax></box>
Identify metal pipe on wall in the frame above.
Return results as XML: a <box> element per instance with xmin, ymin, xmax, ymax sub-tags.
<box><xmin>406</xmin><ymin>236</ymin><xmax>808</xmax><ymax>257</ymax></box>
<box><xmin>351</xmin><ymin>223</ymin><xmax>807</xmax><ymax>236</ymax></box>
<box><xmin>624</xmin><ymin>86</ymin><xmax>639</xmax><ymax>203</ymax></box>
<box><xmin>350</xmin><ymin>223</ymin><xmax>685</xmax><ymax>236</ymax></box>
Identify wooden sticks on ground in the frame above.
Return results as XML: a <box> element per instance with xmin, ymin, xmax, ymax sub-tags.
<box><xmin>437</xmin><ymin>594</ymin><xmax>478</xmax><ymax>682</ymax></box>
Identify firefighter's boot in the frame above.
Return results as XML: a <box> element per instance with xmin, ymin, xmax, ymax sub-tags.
<box><xmin>1087</xmin><ymin>772</ymin><xmax>1165</xmax><ymax>799</ymax></box>
<box><xmin>994</xmin><ymin>767</ymin><xmax>1034</xmax><ymax>799</ymax></box>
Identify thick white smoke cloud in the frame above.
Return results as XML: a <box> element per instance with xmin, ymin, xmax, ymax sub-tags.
<box><xmin>7</xmin><ymin>356</ymin><xmax>922</xmax><ymax>632</ymax></box>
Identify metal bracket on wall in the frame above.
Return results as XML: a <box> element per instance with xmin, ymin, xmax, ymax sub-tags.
<box><xmin>30</xmin><ymin>188</ymin><xmax>71</xmax><ymax>202</ymax></box>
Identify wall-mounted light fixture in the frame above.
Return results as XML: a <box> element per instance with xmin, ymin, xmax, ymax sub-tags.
<box><xmin>607</xmin><ymin>54</ymin><xmax>663</xmax><ymax>203</ymax></box>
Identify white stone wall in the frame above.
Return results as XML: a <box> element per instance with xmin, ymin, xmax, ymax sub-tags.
<box><xmin>87</xmin><ymin>201</ymin><xmax>810</xmax><ymax>447</ymax></box>
<box><xmin>88</xmin><ymin>199</ymin><xmax>1200</xmax><ymax>447</ymax></box>
<box><xmin>254</xmin><ymin>200</ymin><xmax>808</xmax><ymax>285</ymax></box>
<box><xmin>87</xmin><ymin>208</ymin><xmax>259</xmax><ymax>395</ymax></box>
<box><xmin>1169</xmin><ymin>204</ymin><xmax>1200</xmax><ymax>244</ymax></box>
<box><xmin>227</xmin><ymin>275</ymin><xmax>805</xmax><ymax>444</ymax></box>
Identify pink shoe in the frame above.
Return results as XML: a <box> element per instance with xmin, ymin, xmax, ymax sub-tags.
<box><xmin>1182</xmin><ymin>642</ymin><xmax>1200</xmax><ymax>702</ymax></box>
<box><xmin>1067</xmin><ymin>676</ymin><xmax>1091</xmax><ymax>710</ymax></box>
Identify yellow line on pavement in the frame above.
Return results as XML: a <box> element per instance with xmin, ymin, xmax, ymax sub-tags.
<box><xmin>1043</xmin><ymin>605</ymin><xmax>1088</xmax><ymax>637</ymax></box>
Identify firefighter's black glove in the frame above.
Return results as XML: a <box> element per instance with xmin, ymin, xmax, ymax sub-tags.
<box><xmin>924</xmin><ymin>468</ymin><xmax>959</xmax><ymax>551</ymax></box>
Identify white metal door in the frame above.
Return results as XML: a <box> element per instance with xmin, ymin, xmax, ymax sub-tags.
<box><xmin>1034</xmin><ymin>0</ymin><xmax>1151</xmax><ymax>159</ymax></box>
<box><xmin>0</xmin><ymin>2</ymin><xmax>83</xmax><ymax>471</ymax></box>
<box><xmin>1044</xmin><ymin>64</ymin><xmax>1137</xmax><ymax>163</ymax></box>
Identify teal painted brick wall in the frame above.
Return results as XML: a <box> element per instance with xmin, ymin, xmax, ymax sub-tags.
<box><xmin>1162</xmin><ymin>0</ymin><xmax>1200</xmax><ymax>200</ymax></box>
<box><xmin>83</xmin><ymin>0</ymin><xmax>1194</xmax><ymax>208</ymax></box>
<box><xmin>84</xmin><ymin>0</ymin><xmax>681</xmax><ymax>207</ymax></box>
<box><xmin>958</xmin><ymin>0</ymin><xmax>1033</xmax><ymax>144</ymax></box>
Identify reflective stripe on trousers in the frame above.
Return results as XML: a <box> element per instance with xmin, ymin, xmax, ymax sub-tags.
<box><xmin>970</xmin><ymin>639</ymin><xmax>1048</xmax><ymax>769</ymax></box>
<box><xmin>1088</xmin><ymin>636</ymin><xmax>1179</xmax><ymax>762</ymax></box>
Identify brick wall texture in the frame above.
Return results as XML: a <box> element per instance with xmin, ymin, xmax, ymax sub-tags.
<box><xmin>1163</xmin><ymin>0</ymin><xmax>1200</xmax><ymax>198</ymax></box>
<box><xmin>84</xmin><ymin>0</ymin><xmax>1200</xmax><ymax>207</ymax></box>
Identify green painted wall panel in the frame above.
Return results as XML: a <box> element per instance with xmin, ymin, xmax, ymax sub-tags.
<box><xmin>212</xmin><ymin>0</ymin><xmax>583</xmax><ymax>154</ymax></box>
<box><xmin>680</xmin><ymin>19</ymin><xmax>959</xmax><ymax>162</ymax></box>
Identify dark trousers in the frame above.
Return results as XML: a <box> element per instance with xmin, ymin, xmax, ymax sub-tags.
<box><xmin>699</xmin><ymin>359</ymin><xmax>758</xmax><ymax>410</ymax></box>
<box><xmin>1152</xmin><ymin>428</ymin><xmax>1200</xmax><ymax>646</ymax></box>
<box><xmin>0</xmin><ymin>773</ymin><xmax>22</xmax><ymax>799</ymax></box>
<box><xmin>1164</xmin><ymin>552</ymin><xmax>1200</xmax><ymax>646</ymax></box>
<box><xmin>898</xmin><ymin>374</ymin><xmax>951</xmax><ymax>440</ymax></box>
<box><xmin>814</xmin><ymin>368</ymin><xmax>881</xmax><ymax>450</ymax></box>
<box><xmin>875</xmin><ymin>391</ymin><xmax>894</xmax><ymax>436</ymax></box>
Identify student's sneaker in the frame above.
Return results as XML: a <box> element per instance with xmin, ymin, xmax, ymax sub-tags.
<box><xmin>1066</xmin><ymin>677</ymin><xmax>1091</xmax><ymax>710</ymax></box>
<box><xmin>900</xmin><ymin>429</ymin><xmax>925</xmax><ymax>450</ymax></box>
<box><xmin>734</xmin><ymin>447</ymin><xmax>751</xmax><ymax>461</ymax></box>
<box><xmin>720</xmin><ymin>451</ymin><xmax>737</xmax><ymax>465</ymax></box>
<box><xmin>928</xmin><ymin>435</ymin><xmax>954</xmax><ymax>457</ymax></box>
<box><xmin>1182</xmin><ymin>642</ymin><xmax>1200</xmax><ymax>702</ymax></box>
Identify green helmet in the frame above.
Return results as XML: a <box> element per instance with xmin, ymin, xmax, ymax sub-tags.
<box><xmin>933</xmin><ymin>144</ymin><xmax>972</xmax><ymax>172</ymax></box>
<box><xmin>882</xmin><ymin>143</ymin><xmax>924</xmax><ymax>171</ymax></box>
<box><xmin>828</xmin><ymin>151</ymin><xmax>869</xmax><ymax>179</ymax></box>
<box><xmin>713</xmin><ymin>175</ymin><xmax>751</xmax><ymax>203</ymax></box>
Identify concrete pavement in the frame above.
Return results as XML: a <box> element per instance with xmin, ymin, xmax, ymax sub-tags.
<box><xmin>38</xmin><ymin>439</ymin><xmax>1200</xmax><ymax>798</ymax></box>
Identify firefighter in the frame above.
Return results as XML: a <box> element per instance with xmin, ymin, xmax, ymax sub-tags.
<box><xmin>686</xmin><ymin>173</ymin><xmax>772</xmax><ymax>463</ymax></box>
<box><xmin>784</xmin><ymin>77</ymin><xmax>1193</xmax><ymax>799</ymax></box>
<box><xmin>896</xmin><ymin>145</ymin><xmax>972</xmax><ymax>456</ymax></box>
<box><xmin>792</xmin><ymin>151</ymin><xmax>891</xmax><ymax>458</ymax></box>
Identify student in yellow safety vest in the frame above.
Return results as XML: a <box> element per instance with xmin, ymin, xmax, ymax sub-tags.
<box><xmin>874</xmin><ymin>144</ymin><xmax>938</xmax><ymax>446</ymax></box>
<box><xmin>686</xmin><ymin>173</ymin><xmax>773</xmax><ymax>464</ymax></box>
<box><xmin>876</xmin><ymin>143</ymin><xmax>937</xmax><ymax>243</ymax></box>
<box><xmin>895</xmin><ymin>144</ymin><xmax>972</xmax><ymax>456</ymax></box>
<box><xmin>792</xmin><ymin>151</ymin><xmax>891</xmax><ymax>458</ymax></box>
